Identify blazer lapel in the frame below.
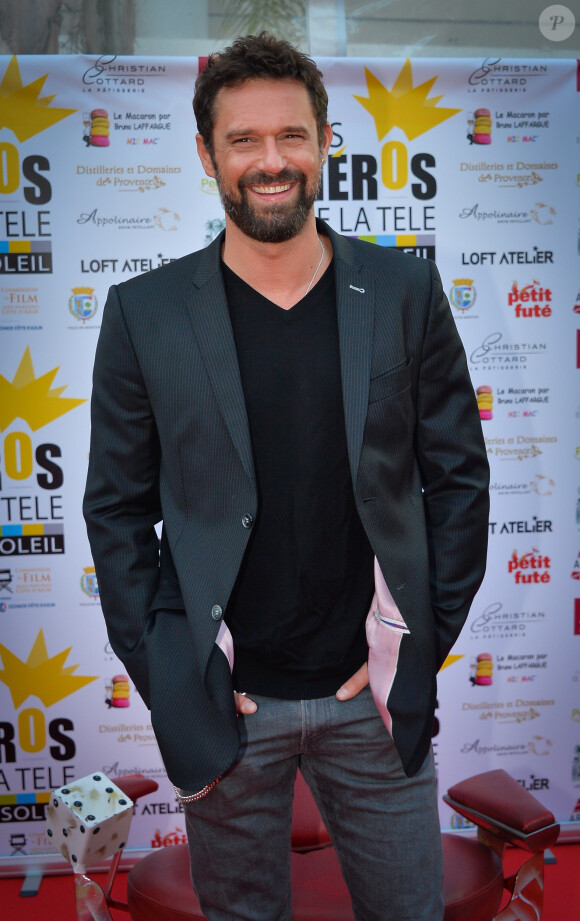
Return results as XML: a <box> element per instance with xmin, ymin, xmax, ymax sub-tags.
<box><xmin>184</xmin><ymin>224</ymin><xmax>376</xmax><ymax>493</ymax></box>
<box><xmin>327</xmin><ymin>225</ymin><xmax>375</xmax><ymax>489</ymax></box>
<box><xmin>185</xmin><ymin>233</ymin><xmax>256</xmax><ymax>488</ymax></box>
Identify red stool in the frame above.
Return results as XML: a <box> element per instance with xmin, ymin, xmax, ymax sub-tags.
<box><xmin>83</xmin><ymin>768</ymin><xmax>560</xmax><ymax>921</ymax></box>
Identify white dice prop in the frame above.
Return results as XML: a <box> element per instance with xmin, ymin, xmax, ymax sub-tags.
<box><xmin>46</xmin><ymin>773</ymin><xmax>133</xmax><ymax>873</ymax></box>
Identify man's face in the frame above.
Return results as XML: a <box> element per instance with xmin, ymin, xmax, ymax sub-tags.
<box><xmin>196</xmin><ymin>79</ymin><xmax>332</xmax><ymax>243</ymax></box>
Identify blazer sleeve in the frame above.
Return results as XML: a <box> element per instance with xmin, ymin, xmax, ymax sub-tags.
<box><xmin>415</xmin><ymin>260</ymin><xmax>490</xmax><ymax>668</ymax></box>
<box><xmin>83</xmin><ymin>284</ymin><xmax>162</xmax><ymax>704</ymax></box>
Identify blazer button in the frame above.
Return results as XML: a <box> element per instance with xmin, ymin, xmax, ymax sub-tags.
<box><xmin>211</xmin><ymin>605</ymin><xmax>223</xmax><ymax>621</ymax></box>
<box><xmin>241</xmin><ymin>514</ymin><xmax>253</xmax><ymax>529</ymax></box>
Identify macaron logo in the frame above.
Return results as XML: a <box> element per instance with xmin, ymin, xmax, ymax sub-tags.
<box><xmin>470</xmin><ymin>653</ymin><xmax>493</xmax><ymax>685</ymax></box>
<box><xmin>82</xmin><ymin>108</ymin><xmax>110</xmax><ymax>148</ymax></box>
<box><xmin>476</xmin><ymin>385</ymin><xmax>493</xmax><ymax>420</ymax></box>
<box><xmin>105</xmin><ymin>674</ymin><xmax>130</xmax><ymax>709</ymax></box>
<box><xmin>449</xmin><ymin>278</ymin><xmax>476</xmax><ymax>312</ymax></box>
<box><xmin>467</xmin><ymin>108</ymin><xmax>492</xmax><ymax>145</ymax></box>
<box><xmin>508</xmin><ymin>281</ymin><xmax>552</xmax><ymax>318</ymax></box>
<box><xmin>572</xmin><ymin>551</ymin><xmax>580</xmax><ymax>581</ymax></box>
<box><xmin>508</xmin><ymin>549</ymin><xmax>551</xmax><ymax>584</ymax></box>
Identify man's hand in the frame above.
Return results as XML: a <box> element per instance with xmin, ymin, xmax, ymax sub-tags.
<box><xmin>336</xmin><ymin>662</ymin><xmax>369</xmax><ymax>700</ymax></box>
<box><xmin>234</xmin><ymin>691</ymin><xmax>258</xmax><ymax>715</ymax></box>
<box><xmin>233</xmin><ymin>662</ymin><xmax>369</xmax><ymax>713</ymax></box>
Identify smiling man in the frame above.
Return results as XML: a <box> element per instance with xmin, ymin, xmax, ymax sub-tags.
<box><xmin>84</xmin><ymin>33</ymin><xmax>489</xmax><ymax>921</ymax></box>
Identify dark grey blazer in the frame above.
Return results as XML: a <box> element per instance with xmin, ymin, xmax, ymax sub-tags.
<box><xmin>83</xmin><ymin>221</ymin><xmax>489</xmax><ymax>790</ymax></box>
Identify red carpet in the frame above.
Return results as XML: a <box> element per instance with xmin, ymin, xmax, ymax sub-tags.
<box><xmin>2</xmin><ymin>842</ymin><xmax>579</xmax><ymax>920</ymax></box>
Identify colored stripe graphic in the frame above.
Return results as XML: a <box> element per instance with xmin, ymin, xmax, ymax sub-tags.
<box><xmin>0</xmin><ymin>792</ymin><xmax>51</xmax><ymax>805</ymax></box>
<box><xmin>0</xmin><ymin>523</ymin><xmax>64</xmax><ymax>536</ymax></box>
<box><xmin>354</xmin><ymin>234</ymin><xmax>436</xmax><ymax>247</ymax></box>
<box><xmin>0</xmin><ymin>240</ymin><xmax>52</xmax><ymax>253</ymax></box>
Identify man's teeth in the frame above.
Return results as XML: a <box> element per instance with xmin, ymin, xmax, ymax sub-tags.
<box><xmin>251</xmin><ymin>183</ymin><xmax>292</xmax><ymax>194</ymax></box>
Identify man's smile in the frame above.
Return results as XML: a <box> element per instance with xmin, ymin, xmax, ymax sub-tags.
<box><xmin>250</xmin><ymin>182</ymin><xmax>293</xmax><ymax>195</ymax></box>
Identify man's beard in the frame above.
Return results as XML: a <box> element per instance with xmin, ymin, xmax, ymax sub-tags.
<box><xmin>214</xmin><ymin>165</ymin><xmax>321</xmax><ymax>243</ymax></box>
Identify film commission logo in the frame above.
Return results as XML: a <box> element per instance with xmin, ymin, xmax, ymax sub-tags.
<box><xmin>0</xmin><ymin>57</ymin><xmax>76</xmax><ymax>276</ymax></box>
<box><xmin>0</xmin><ymin>629</ymin><xmax>97</xmax><ymax>823</ymax></box>
<box><xmin>0</xmin><ymin>347</ymin><xmax>86</xmax><ymax>557</ymax></box>
<box><xmin>0</xmin><ymin>566</ymin><xmax>52</xmax><ymax>595</ymax></box>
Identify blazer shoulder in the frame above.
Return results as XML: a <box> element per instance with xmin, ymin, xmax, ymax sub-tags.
<box><xmin>353</xmin><ymin>237</ymin><xmax>434</xmax><ymax>281</ymax></box>
<box><xmin>113</xmin><ymin>248</ymin><xmax>208</xmax><ymax>299</ymax></box>
<box><xmin>113</xmin><ymin>228</ymin><xmax>224</xmax><ymax>302</ymax></box>
<box><xmin>324</xmin><ymin>222</ymin><xmax>434</xmax><ymax>285</ymax></box>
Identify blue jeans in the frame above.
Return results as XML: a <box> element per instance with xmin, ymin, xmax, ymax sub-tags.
<box><xmin>183</xmin><ymin>686</ymin><xmax>443</xmax><ymax>921</ymax></box>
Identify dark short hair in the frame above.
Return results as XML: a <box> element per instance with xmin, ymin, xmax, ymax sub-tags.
<box><xmin>193</xmin><ymin>32</ymin><xmax>328</xmax><ymax>155</ymax></box>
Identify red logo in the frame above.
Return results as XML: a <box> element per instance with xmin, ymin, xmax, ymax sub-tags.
<box><xmin>508</xmin><ymin>281</ymin><xmax>552</xmax><ymax>318</ymax></box>
<box><xmin>508</xmin><ymin>549</ymin><xmax>551</xmax><ymax>584</ymax></box>
<box><xmin>151</xmin><ymin>827</ymin><xmax>187</xmax><ymax>848</ymax></box>
<box><xmin>575</xmin><ymin>600</ymin><xmax>580</xmax><ymax>635</ymax></box>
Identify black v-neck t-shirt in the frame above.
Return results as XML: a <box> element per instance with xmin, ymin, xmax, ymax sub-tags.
<box><xmin>222</xmin><ymin>258</ymin><xmax>374</xmax><ymax>698</ymax></box>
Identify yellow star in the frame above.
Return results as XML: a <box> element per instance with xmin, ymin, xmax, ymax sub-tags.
<box><xmin>0</xmin><ymin>347</ymin><xmax>86</xmax><ymax>432</ymax></box>
<box><xmin>0</xmin><ymin>57</ymin><xmax>76</xmax><ymax>142</ymax></box>
<box><xmin>354</xmin><ymin>60</ymin><xmax>461</xmax><ymax>142</ymax></box>
<box><xmin>0</xmin><ymin>630</ymin><xmax>98</xmax><ymax>708</ymax></box>
<box><xmin>439</xmin><ymin>654</ymin><xmax>464</xmax><ymax>671</ymax></box>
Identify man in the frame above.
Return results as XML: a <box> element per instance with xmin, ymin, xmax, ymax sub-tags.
<box><xmin>84</xmin><ymin>33</ymin><xmax>489</xmax><ymax>921</ymax></box>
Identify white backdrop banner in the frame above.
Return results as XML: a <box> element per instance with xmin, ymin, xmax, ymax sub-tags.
<box><xmin>0</xmin><ymin>53</ymin><xmax>578</xmax><ymax>863</ymax></box>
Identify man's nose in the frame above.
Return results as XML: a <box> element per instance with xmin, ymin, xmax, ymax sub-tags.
<box><xmin>258</xmin><ymin>138</ymin><xmax>286</xmax><ymax>174</ymax></box>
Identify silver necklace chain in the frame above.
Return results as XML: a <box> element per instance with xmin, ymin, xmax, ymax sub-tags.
<box><xmin>304</xmin><ymin>236</ymin><xmax>325</xmax><ymax>296</ymax></box>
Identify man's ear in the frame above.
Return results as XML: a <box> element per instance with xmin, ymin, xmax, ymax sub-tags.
<box><xmin>196</xmin><ymin>133</ymin><xmax>215</xmax><ymax>178</ymax></box>
<box><xmin>321</xmin><ymin>122</ymin><xmax>333</xmax><ymax>162</ymax></box>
